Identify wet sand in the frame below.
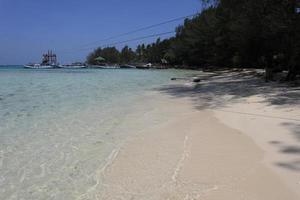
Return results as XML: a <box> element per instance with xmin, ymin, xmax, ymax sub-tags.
<box><xmin>91</xmin><ymin>74</ymin><xmax>300</xmax><ymax>200</ymax></box>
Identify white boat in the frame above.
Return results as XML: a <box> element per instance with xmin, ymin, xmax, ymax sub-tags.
<box><xmin>100</xmin><ymin>65</ymin><xmax>120</xmax><ymax>69</ymax></box>
<box><xmin>59</xmin><ymin>65</ymin><xmax>87</xmax><ymax>69</ymax></box>
<box><xmin>24</xmin><ymin>50</ymin><xmax>59</xmax><ymax>69</ymax></box>
<box><xmin>119</xmin><ymin>64</ymin><xmax>136</xmax><ymax>69</ymax></box>
<box><xmin>59</xmin><ymin>62</ymin><xmax>87</xmax><ymax>69</ymax></box>
<box><xmin>88</xmin><ymin>65</ymin><xmax>120</xmax><ymax>69</ymax></box>
<box><xmin>24</xmin><ymin>64</ymin><xmax>55</xmax><ymax>69</ymax></box>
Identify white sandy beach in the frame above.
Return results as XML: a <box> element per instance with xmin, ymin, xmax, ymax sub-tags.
<box><xmin>83</xmin><ymin>71</ymin><xmax>300</xmax><ymax>199</ymax></box>
<box><xmin>2</xmin><ymin>69</ymin><xmax>297</xmax><ymax>199</ymax></box>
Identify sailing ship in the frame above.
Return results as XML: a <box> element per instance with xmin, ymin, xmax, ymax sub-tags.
<box><xmin>24</xmin><ymin>50</ymin><xmax>59</xmax><ymax>69</ymax></box>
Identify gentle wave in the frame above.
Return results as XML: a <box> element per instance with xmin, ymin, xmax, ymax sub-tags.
<box><xmin>0</xmin><ymin>68</ymin><xmax>194</xmax><ymax>199</ymax></box>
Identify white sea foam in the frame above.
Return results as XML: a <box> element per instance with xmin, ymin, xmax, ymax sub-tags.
<box><xmin>77</xmin><ymin>148</ymin><xmax>120</xmax><ymax>200</ymax></box>
<box><xmin>172</xmin><ymin>135</ymin><xmax>190</xmax><ymax>182</ymax></box>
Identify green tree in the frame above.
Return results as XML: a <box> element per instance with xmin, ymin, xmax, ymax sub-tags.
<box><xmin>120</xmin><ymin>45</ymin><xmax>136</xmax><ymax>64</ymax></box>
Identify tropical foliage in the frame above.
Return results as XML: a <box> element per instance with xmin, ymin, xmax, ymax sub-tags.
<box><xmin>87</xmin><ymin>0</ymin><xmax>300</xmax><ymax>80</ymax></box>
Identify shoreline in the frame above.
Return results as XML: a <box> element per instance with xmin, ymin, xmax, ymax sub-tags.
<box><xmin>87</xmin><ymin>71</ymin><xmax>300</xmax><ymax>199</ymax></box>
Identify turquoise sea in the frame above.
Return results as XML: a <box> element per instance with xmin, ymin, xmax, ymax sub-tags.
<box><xmin>0</xmin><ymin>66</ymin><xmax>193</xmax><ymax>200</ymax></box>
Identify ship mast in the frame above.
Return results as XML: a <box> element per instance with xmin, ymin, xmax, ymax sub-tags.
<box><xmin>42</xmin><ymin>50</ymin><xmax>57</xmax><ymax>65</ymax></box>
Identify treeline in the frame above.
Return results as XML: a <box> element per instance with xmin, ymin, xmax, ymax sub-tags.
<box><xmin>87</xmin><ymin>46</ymin><xmax>134</xmax><ymax>65</ymax></box>
<box><xmin>86</xmin><ymin>39</ymin><xmax>171</xmax><ymax>65</ymax></box>
<box><xmin>87</xmin><ymin>0</ymin><xmax>300</xmax><ymax>80</ymax></box>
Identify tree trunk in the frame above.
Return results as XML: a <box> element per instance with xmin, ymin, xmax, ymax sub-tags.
<box><xmin>286</xmin><ymin>65</ymin><xmax>298</xmax><ymax>81</ymax></box>
<box><xmin>265</xmin><ymin>55</ymin><xmax>274</xmax><ymax>82</ymax></box>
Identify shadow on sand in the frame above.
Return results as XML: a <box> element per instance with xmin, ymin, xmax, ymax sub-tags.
<box><xmin>157</xmin><ymin>72</ymin><xmax>300</xmax><ymax>110</ymax></box>
<box><xmin>274</xmin><ymin>122</ymin><xmax>300</xmax><ymax>171</ymax></box>
<box><xmin>156</xmin><ymin>71</ymin><xmax>300</xmax><ymax>171</ymax></box>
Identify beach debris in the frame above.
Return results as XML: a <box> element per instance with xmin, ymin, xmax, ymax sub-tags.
<box><xmin>171</xmin><ymin>77</ymin><xmax>201</xmax><ymax>82</ymax></box>
<box><xmin>192</xmin><ymin>77</ymin><xmax>201</xmax><ymax>83</ymax></box>
<box><xmin>171</xmin><ymin>77</ymin><xmax>190</xmax><ymax>81</ymax></box>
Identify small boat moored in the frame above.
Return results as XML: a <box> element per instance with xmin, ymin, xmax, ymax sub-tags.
<box><xmin>24</xmin><ymin>64</ymin><xmax>55</xmax><ymax>69</ymax></box>
<box><xmin>59</xmin><ymin>62</ymin><xmax>87</xmax><ymax>69</ymax></box>
<box><xmin>119</xmin><ymin>64</ymin><xmax>136</xmax><ymax>69</ymax></box>
<box><xmin>136</xmin><ymin>63</ymin><xmax>152</xmax><ymax>69</ymax></box>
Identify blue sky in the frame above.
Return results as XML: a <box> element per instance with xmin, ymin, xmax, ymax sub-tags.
<box><xmin>0</xmin><ymin>0</ymin><xmax>201</xmax><ymax>65</ymax></box>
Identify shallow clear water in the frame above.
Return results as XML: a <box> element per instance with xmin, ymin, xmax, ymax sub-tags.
<box><xmin>0</xmin><ymin>66</ymin><xmax>193</xmax><ymax>200</ymax></box>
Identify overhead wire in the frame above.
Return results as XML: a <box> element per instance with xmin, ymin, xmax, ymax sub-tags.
<box><xmin>64</xmin><ymin>31</ymin><xmax>175</xmax><ymax>53</ymax></box>
<box><xmin>60</xmin><ymin>12</ymin><xmax>198</xmax><ymax>54</ymax></box>
<box><xmin>78</xmin><ymin>13</ymin><xmax>198</xmax><ymax>48</ymax></box>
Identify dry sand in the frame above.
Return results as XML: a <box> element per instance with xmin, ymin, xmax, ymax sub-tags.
<box><xmin>94</xmin><ymin>71</ymin><xmax>300</xmax><ymax>199</ymax></box>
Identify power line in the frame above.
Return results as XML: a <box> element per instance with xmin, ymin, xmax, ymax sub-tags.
<box><xmin>80</xmin><ymin>13</ymin><xmax>197</xmax><ymax>48</ymax></box>
<box><xmin>63</xmin><ymin>31</ymin><xmax>175</xmax><ymax>53</ymax></box>
<box><xmin>102</xmin><ymin>31</ymin><xmax>175</xmax><ymax>47</ymax></box>
<box><xmin>61</xmin><ymin>13</ymin><xmax>198</xmax><ymax>53</ymax></box>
